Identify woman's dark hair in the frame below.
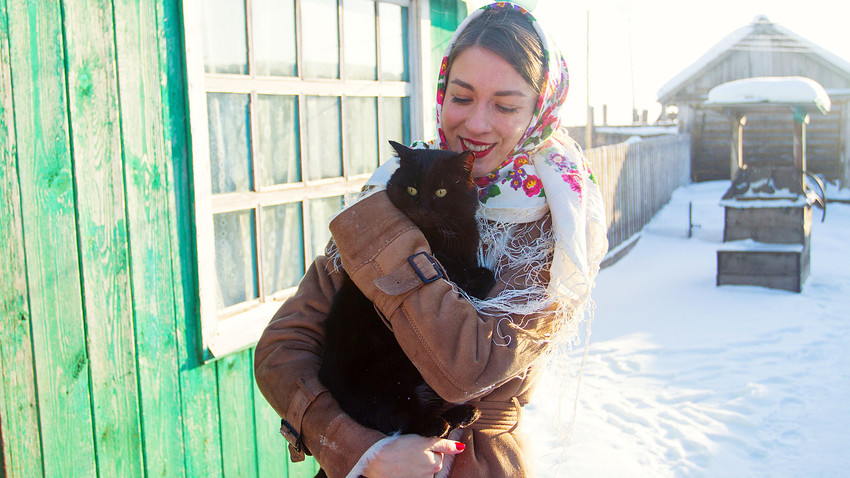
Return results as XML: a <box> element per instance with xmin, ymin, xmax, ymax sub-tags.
<box><xmin>446</xmin><ymin>8</ymin><xmax>546</xmax><ymax>94</ymax></box>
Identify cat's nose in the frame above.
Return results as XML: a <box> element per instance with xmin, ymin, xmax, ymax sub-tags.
<box><xmin>410</xmin><ymin>210</ymin><xmax>429</xmax><ymax>225</ymax></box>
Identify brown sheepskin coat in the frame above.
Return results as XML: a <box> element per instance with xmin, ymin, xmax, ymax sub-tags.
<box><xmin>254</xmin><ymin>191</ymin><xmax>559</xmax><ymax>477</ymax></box>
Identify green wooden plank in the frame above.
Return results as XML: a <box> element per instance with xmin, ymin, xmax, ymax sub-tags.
<box><xmin>176</xmin><ymin>335</ymin><xmax>223</xmax><ymax>478</ymax></box>
<box><xmin>5</xmin><ymin>0</ymin><xmax>97</xmax><ymax>476</ymax></box>
<box><xmin>160</xmin><ymin>0</ymin><xmax>224</xmax><ymax>474</ymax></box>
<box><xmin>249</xmin><ymin>348</ymin><xmax>320</xmax><ymax>477</ymax></box>
<box><xmin>112</xmin><ymin>0</ymin><xmax>186</xmax><ymax>475</ymax></box>
<box><xmin>0</xmin><ymin>0</ymin><xmax>43</xmax><ymax>475</ymax></box>
<box><xmin>61</xmin><ymin>0</ymin><xmax>145</xmax><ymax>476</ymax></box>
<box><xmin>252</xmin><ymin>348</ymin><xmax>290</xmax><ymax>478</ymax></box>
<box><xmin>217</xmin><ymin>350</ymin><xmax>258</xmax><ymax>478</ymax></box>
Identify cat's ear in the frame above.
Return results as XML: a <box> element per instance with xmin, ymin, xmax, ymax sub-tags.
<box><xmin>458</xmin><ymin>150</ymin><xmax>475</xmax><ymax>176</ymax></box>
<box><xmin>389</xmin><ymin>140</ymin><xmax>411</xmax><ymax>158</ymax></box>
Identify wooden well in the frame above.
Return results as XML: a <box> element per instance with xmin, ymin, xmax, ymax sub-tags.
<box><xmin>706</xmin><ymin>77</ymin><xmax>829</xmax><ymax>292</ymax></box>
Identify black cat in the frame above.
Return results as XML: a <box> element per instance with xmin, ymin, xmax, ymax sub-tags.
<box><xmin>315</xmin><ymin>141</ymin><xmax>495</xmax><ymax>477</ymax></box>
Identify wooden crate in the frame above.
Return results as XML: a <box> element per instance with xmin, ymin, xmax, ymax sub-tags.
<box><xmin>723</xmin><ymin>206</ymin><xmax>812</xmax><ymax>244</ymax></box>
<box><xmin>717</xmin><ymin>246</ymin><xmax>810</xmax><ymax>293</ymax></box>
<box><xmin>717</xmin><ymin>203</ymin><xmax>812</xmax><ymax>292</ymax></box>
<box><xmin>717</xmin><ymin>238</ymin><xmax>810</xmax><ymax>292</ymax></box>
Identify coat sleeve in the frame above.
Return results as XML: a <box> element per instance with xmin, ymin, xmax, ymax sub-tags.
<box><xmin>253</xmin><ymin>255</ymin><xmax>386</xmax><ymax>477</ymax></box>
<box><xmin>329</xmin><ymin>191</ymin><xmax>560</xmax><ymax>403</ymax></box>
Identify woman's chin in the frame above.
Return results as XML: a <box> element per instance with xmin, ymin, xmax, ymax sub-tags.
<box><xmin>472</xmin><ymin>155</ymin><xmax>505</xmax><ymax>178</ymax></box>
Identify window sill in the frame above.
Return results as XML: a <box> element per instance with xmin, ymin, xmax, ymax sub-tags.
<box><xmin>202</xmin><ymin>291</ymin><xmax>294</xmax><ymax>363</ymax></box>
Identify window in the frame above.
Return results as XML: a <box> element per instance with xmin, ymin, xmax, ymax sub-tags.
<box><xmin>183</xmin><ymin>0</ymin><xmax>426</xmax><ymax>361</ymax></box>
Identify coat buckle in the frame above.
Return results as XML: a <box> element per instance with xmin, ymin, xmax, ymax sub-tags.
<box><xmin>407</xmin><ymin>251</ymin><xmax>444</xmax><ymax>284</ymax></box>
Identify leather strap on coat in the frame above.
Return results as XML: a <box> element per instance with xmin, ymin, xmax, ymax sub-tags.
<box><xmin>471</xmin><ymin>398</ymin><xmax>523</xmax><ymax>433</ymax></box>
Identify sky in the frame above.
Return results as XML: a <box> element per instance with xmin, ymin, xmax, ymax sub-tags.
<box><xmin>467</xmin><ymin>0</ymin><xmax>850</xmax><ymax>126</ymax></box>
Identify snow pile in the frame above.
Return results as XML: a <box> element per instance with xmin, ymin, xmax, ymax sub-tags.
<box><xmin>527</xmin><ymin>181</ymin><xmax>850</xmax><ymax>477</ymax></box>
<box><xmin>825</xmin><ymin>180</ymin><xmax>850</xmax><ymax>202</ymax></box>
<box><xmin>705</xmin><ymin>76</ymin><xmax>831</xmax><ymax>113</ymax></box>
<box><xmin>595</xmin><ymin>125</ymin><xmax>679</xmax><ymax>137</ymax></box>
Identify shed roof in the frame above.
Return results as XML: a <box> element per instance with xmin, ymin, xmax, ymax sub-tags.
<box><xmin>657</xmin><ymin>15</ymin><xmax>850</xmax><ymax>104</ymax></box>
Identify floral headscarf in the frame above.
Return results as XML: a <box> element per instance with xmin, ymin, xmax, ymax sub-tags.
<box><xmin>435</xmin><ymin>2</ymin><xmax>571</xmax><ymax>206</ymax></box>
<box><xmin>366</xmin><ymin>2</ymin><xmax>608</xmax><ymax>329</ymax></box>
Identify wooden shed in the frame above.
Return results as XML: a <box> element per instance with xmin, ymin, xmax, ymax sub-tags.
<box><xmin>0</xmin><ymin>0</ymin><xmax>468</xmax><ymax>476</ymax></box>
<box><xmin>657</xmin><ymin>15</ymin><xmax>850</xmax><ymax>185</ymax></box>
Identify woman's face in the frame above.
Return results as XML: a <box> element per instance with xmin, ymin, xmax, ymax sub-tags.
<box><xmin>442</xmin><ymin>46</ymin><xmax>537</xmax><ymax>178</ymax></box>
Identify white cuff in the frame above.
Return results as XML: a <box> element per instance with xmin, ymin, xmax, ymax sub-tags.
<box><xmin>345</xmin><ymin>434</ymin><xmax>401</xmax><ymax>478</ymax></box>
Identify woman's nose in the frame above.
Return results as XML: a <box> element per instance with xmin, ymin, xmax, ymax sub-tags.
<box><xmin>465</xmin><ymin>102</ymin><xmax>492</xmax><ymax>135</ymax></box>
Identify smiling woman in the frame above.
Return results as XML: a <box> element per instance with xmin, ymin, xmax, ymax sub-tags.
<box><xmin>255</xmin><ymin>3</ymin><xmax>609</xmax><ymax>477</ymax></box>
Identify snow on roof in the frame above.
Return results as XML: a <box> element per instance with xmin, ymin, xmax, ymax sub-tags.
<box><xmin>657</xmin><ymin>16</ymin><xmax>850</xmax><ymax>103</ymax></box>
<box><xmin>771</xmin><ymin>22</ymin><xmax>850</xmax><ymax>78</ymax></box>
<box><xmin>705</xmin><ymin>76</ymin><xmax>831</xmax><ymax>113</ymax></box>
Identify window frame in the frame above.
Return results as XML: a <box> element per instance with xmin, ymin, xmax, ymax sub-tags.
<box><xmin>182</xmin><ymin>0</ymin><xmax>432</xmax><ymax>362</ymax></box>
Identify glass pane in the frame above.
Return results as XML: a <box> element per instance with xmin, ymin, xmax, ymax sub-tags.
<box><xmin>302</xmin><ymin>0</ymin><xmax>340</xmax><ymax>79</ymax></box>
<box><xmin>307</xmin><ymin>196</ymin><xmax>344</xmax><ymax>260</ymax></box>
<box><xmin>379</xmin><ymin>3</ymin><xmax>408</xmax><ymax>81</ymax></box>
<box><xmin>345</xmin><ymin>97</ymin><xmax>379</xmax><ymax>176</ymax></box>
<box><xmin>207</xmin><ymin>93</ymin><xmax>252</xmax><ymax>193</ymax></box>
<box><xmin>304</xmin><ymin>96</ymin><xmax>343</xmax><ymax>181</ymax></box>
<box><xmin>253</xmin><ymin>0</ymin><xmax>298</xmax><ymax>76</ymax></box>
<box><xmin>201</xmin><ymin>0</ymin><xmax>248</xmax><ymax>74</ymax></box>
<box><xmin>344</xmin><ymin>0</ymin><xmax>377</xmax><ymax>80</ymax></box>
<box><xmin>261</xmin><ymin>202</ymin><xmax>305</xmax><ymax>294</ymax></box>
<box><xmin>381</xmin><ymin>96</ymin><xmax>410</xmax><ymax>160</ymax></box>
<box><xmin>214</xmin><ymin>209</ymin><xmax>258</xmax><ymax>309</ymax></box>
<box><xmin>256</xmin><ymin>95</ymin><xmax>301</xmax><ymax>186</ymax></box>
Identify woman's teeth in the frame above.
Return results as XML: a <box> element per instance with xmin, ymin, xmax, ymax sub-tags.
<box><xmin>461</xmin><ymin>139</ymin><xmax>494</xmax><ymax>152</ymax></box>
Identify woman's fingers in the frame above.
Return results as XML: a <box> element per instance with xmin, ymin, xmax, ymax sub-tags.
<box><xmin>428</xmin><ymin>449</ymin><xmax>444</xmax><ymax>471</ymax></box>
<box><xmin>428</xmin><ymin>438</ymin><xmax>466</xmax><ymax>455</ymax></box>
<box><xmin>362</xmin><ymin>435</ymin><xmax>466</xmax><ymax>477</ymax></box>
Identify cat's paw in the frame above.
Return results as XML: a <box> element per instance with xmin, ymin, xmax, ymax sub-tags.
<box><xmin>463</xmin><ymin>267</ymin><xmax>496</xmax><ymax>299</ymax></box>
<box><xmin>408</xmin><ymin>416</ymin><xmax>452</xmax><ymax>438</ymax></box>
<box><xmin>442</xmin><ymin>404</ymin><xmax>480</xmax><ymax>430</ymax></box>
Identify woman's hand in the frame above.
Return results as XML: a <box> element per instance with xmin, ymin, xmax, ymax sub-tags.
<box><xmin>361</xmin><ymin>435</ymin><xmax>465</xmax><ymax>478</ymax></box>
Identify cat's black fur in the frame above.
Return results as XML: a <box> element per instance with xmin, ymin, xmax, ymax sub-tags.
<box><xmin>315</xmin><ymin>142</ymin><xmax>495</xmax><ymax>477</ymax></box>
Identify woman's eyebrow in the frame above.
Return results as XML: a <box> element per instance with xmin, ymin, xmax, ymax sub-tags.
<box><xmin>449</xmin><ymin>78</ymin><xmax>527</xmax><ymax>97</ymax></box>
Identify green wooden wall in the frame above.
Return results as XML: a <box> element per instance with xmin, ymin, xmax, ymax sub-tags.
<box><xmin>429</xmin><ymin>0</ymin><xmax>468</xmax><ymax>80</ymax></box>
<box><xmin>0</xmin><ymin>0</ymin><xmax>467</xmax><ymax>477</ymax></box>
<box><xmin>0</xmin><ymin>0</ymin><xmax>313</xmax><ymax>476</ymax></box>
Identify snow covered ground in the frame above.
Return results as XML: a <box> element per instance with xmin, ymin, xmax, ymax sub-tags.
<box><xmin>527</xmin><ymin>181</ymin><xmax>850</xmax><ymax>477</ymax></box>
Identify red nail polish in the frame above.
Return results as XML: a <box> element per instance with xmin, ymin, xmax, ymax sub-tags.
<box><xmin>455</xmin><ymin>442</ymin><xmax>465</xmax><ymax>452</ymax></box>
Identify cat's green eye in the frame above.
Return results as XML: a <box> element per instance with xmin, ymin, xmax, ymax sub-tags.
<box><xmin>435</xmin><ymin>188</ymin><xmax>447</xmax><ymax>198</ymax></box>
<box><xmin>407</xmin><ymin>187</ymin><xmax>418</xmax><ymax>196</ymax></box>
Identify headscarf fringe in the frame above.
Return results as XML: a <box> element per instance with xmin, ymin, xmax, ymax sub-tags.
<box><xmin>461</xmin><ymin>215</ymin><xmax>589</xmax><ymax>348</ymax></box>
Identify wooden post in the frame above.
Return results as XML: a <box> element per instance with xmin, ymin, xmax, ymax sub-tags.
<box><xmin>730</xmin><ymin>112</ymin><xmax>747</xmax><ymax>178</ymax></box>
<box><xmin>793</xmin><ymin>110</ymin><xmax>809</xmax><ymax>173</ymax></box>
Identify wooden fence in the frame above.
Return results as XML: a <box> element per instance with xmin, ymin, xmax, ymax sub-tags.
<box><xmin>587</xmin><ymin>134</ymin><xmax>692</xmax><ymax>253</ymax></box>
